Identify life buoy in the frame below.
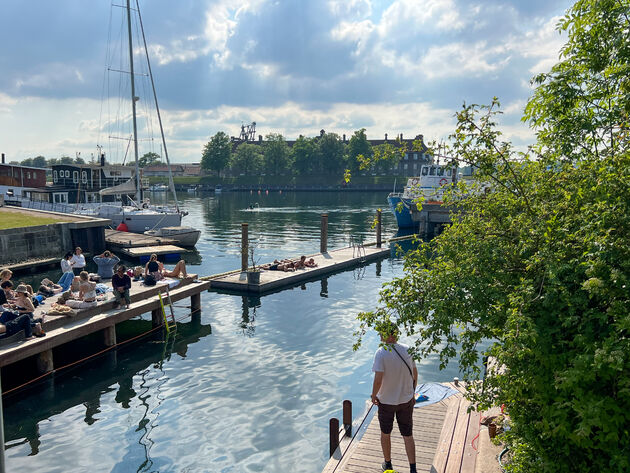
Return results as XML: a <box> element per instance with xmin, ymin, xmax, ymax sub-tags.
<box><xmin>411</xmin><ymin>178</ymin><xmax>419</xmax><ymax>186</ymax></box>
<box><xmin>439</xmin><ymin>178</ymin><xmax>448</xmax><ymax>186</ymax></box>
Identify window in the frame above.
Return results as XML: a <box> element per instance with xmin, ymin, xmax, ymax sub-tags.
<box><xmin>421</xmin><ymin>167</ymin><xmax>429</xmax><ymax>176</ymax></box>
<box><xmin>82</xmin><ymin>171</ymin><xmax>87</xmax><ymax>184</ymax></box>
<box><xmin>33</xmin><ymin>172</ymin><xmax>37</xmax><ymax>179</ymax></box>
<box><xmin>437</xmin><ymin>167</ymin><xmax>444</xmax><ymax>176</ymax></box>
<box><xmin>65</xmin><ymin>170</ymin><xmax>70</xmax><ymax>177</ymax></box>
<box><xmin>53</xmin><ymin>192</ymin><xmax>68</xmax><ymax>204</ymax></box>
<box><xmin>414</xmin><ymin>153</ymin><xmax>418</xmax><ymax>160</ymax></box>
<box><xmin>447</xmin><ymin>168</ymin><xmax>452</xmax><ymax>177</ymax></box>
<box><xmin>404</xmin><ymin>153</ymin><xmax>409</xmax><ymax>160</ymax></box>
<box><xmin>404</xmin><ymin>163</ymin><xmax>408</xmax><ymax>170</ymax></box>
<box><xmin>429</xmin><ymin>166</ymin><xmax>436</xmax><ymax>176</ymax></box>
<box><xmin>53</xmin><ymin>171</ymin><xmax>58</xmax><ymax>183</ymax></box>
<box><xmin>73</xmin><ymin>171</ymin><xmax>79</xmax><ymax>183</ymax></box>
<box><xmin>27</xmin><ymin>172</ymin><xmax>31</xmax><ymax>179</ymax></box>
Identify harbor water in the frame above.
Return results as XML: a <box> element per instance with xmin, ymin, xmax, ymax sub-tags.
<box><xmin>4</xmin><ymin>191</ymin><xmax>460</xmax><ymax>473</ymax></box>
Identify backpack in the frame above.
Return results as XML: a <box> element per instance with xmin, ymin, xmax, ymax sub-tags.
<box><xmin>144</xmin><ymin>274</ymin><xmax>156</xmax><ymax>286</ymax></box>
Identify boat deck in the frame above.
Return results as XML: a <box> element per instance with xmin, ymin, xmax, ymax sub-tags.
<box><xmin>323</xmin><ymin>382</ymin><xmax>481</xmax><ymax>473</ymax></box>
<box><xmin>208</xmin><ymin>245</ymin><xmax>390</xmax><ymax>294</ymax></box>
<box><xmin>105</xmin><ymin>228</ymin><xmax>177</xmax><ymax>248</ymax></box>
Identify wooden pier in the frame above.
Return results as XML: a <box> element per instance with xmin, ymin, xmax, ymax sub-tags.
<box><xmin>0</xmin><ymin>276</ymin><xmax>210</xmax><ymax>375</ymax></box>
<box><xmin>323</xmin><ymin>382</ymin><xmax>483</xmax><ymax>473</ymax></box>
<box><xmin>208</xmin><ymin>245</ymin><xmax>390</xmax><ymax>294</ymax></box>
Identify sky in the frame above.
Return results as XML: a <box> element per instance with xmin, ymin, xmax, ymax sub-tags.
<box><xmin>0</xmin><ymin>0</ymin><xmax>573</xmax><ymax>164</ymax></box>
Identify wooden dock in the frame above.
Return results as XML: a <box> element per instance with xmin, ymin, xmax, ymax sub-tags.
<box><xmin>208</xmin><ymin>245</ymin><xmax>390</xmax><ymax>294</ymax></box>
<box><xmin>323</xmin><ymin>382</ymin><xmax>481</xmax><ymax>473</ymax></box>
<box><xmin>0</xmin><ymin>276</ymin><xmax>210</xmax><ymax>374</ymax></box>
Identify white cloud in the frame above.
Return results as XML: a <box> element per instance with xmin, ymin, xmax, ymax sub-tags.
<box><xmin>328</xmin><ymin>0</ymin><xmax>372</xmax><ymax>19</ymax></box>
<box><xmin>420</xmin><ymin>41</ymin><xmax>510</xmax><ymax>78</ymax></box>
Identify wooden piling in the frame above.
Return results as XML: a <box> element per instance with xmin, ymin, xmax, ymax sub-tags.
<box><xmin>36</xmin><ymin>349</ymin><xmax>53</xmax><ymax>374</ymax></box>
<box><xmin>191</xmin><ymin>293</ymin><xmax>201</xmax><ymax>313</ymax></box>
<box><xmin>329</xmin><ymin>417</ymin><xmax>339</xmax><ymax>457</ymax></box>
<box><xmin>151</xmin><ymin>308</ymin><xmax>162</xmax><ymax>327</ymax></box>
<box><xmin>321</xmin><ymin>214</ymin><xmax>328</xmax><ymax>254</ymax></box>
<box><xmin>103</xmin><ymin>326</ymin><xmax>116</xmax><ymax>347</ymax></box>
<box><xmin>376</xmin><ymin>209</ymin><xmax>382</xmax><ymax>248</ymax></box>
<box><xmin>241</xmin><ymin>223</ymin><xmax>249</xmax><ymax>272</ymax></box>
<box><xmin>343</xmin><ymin>400</ymin><xmax>352</xmax><ymax>437</ymax></box>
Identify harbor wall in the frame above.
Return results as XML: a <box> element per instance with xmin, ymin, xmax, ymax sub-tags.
<box><xmin>0</xmin><ymin>224</ymin><xmax>71</xmax><ymax>265</ymax></box>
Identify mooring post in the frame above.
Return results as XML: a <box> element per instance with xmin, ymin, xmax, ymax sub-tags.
<box><xmin>329</xmin><ymin>417</ymin><xmax>339</xmax><ymax>457</ymax></box>
<box><xmin>36</xmin><ymin>349</ymin><xmax>54</xmax><ymax>374</ymax></box>
<box><xmin>191</xmin><ymin>292</ymin><xmax>201</xmax><ymax>313</ymax></box>
<box><xmin>151</xmin><ymin>308</ymin><xmax>162</xmax><ymax>327</ymax></box>
<box><xmin>376</xmin><ymin>209</ymin><xmax>382</xmax><ymax>248</ymax></box>
<box><xmin>241</xmin><ymin>223</ymin><xmax>249</xmax><ymax>272</ymax></box>
<box><xmin>343</xmin><ymin>399</ymin><xmax>352</xmax><ymax>437</ymax></box>
<box><xmin>103</xmin><ymin>325</ymin><xmax>117</xmax><ymax>347</ymax></box>
<box><xmin>320</xmin><ymin>214</ymin><xmax>328</xmax><ymax>254</ymax></box>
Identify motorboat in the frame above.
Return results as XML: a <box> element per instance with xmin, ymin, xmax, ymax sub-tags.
<box><xmin>388</xmin><ymin>163</ymin><xmax>457</xmax><ymax>228</ymax></box>
<box><xmin>144</xmin><ymin>226</ymin><xmax>201</xmax><ymax>247</ymax></box>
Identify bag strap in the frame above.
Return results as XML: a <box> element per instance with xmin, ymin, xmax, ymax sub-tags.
<box><xmin>391</xmin><ymin>344</ymin><xmax>414</xmax><ymax>381</ymax></box>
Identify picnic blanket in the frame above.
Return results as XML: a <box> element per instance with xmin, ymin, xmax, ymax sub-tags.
<box><xmin>414</xmin><ymin>382</ymin><xmax>459</xmax><ymax>408</ymax></box>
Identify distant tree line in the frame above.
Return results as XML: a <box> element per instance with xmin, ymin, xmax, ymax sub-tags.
<box><xmin>14</xmin><ymin>152</ymin><xmax>161</xmax><ymax>169</ymax></box>
<box><xmin>201</xmin><ymin>129</ymin><xmax>418</xmax><ymax>178</ymax></box>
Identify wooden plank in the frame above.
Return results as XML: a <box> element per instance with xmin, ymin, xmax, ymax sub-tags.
<box><xmin>444</xmin><ymin>399</ymin><xmax>472</xmax><ymax>473</ymax></box>
<box><xmin>432</xmin><ymin>395</ymin><xmax>462</xmax><ymax>473</ymax></box>
<box><xmin>460</xmin><ymin>408</ymin><xmax>481</xmax><ymax>473</ymax></box>
<box><xmin>0</xmin><ymin>281</ymin><xmax>210</xmax><ymax>367</ymax></box>
<box><xmin>105</xmin><ymin>229</ymin><xmax>177</xmax><ymax>248</ymax></box>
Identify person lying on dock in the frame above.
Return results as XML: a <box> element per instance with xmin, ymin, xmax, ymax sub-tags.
<box><xmin>63</xmin><ymin>272</ymin><xmax>97</xmax><ymax>310</ymax></box>
<box><xmin>112</xmin><ymin>265</ymin><xmax>131</xmax><ymax>309</ymax></box>
<box><xmin>293</xmin><ymin>256</ymin><xmax>317</xmax><ymax>269</ymax></box>
<box><xmin>145</xmin><ymin>254</ymin><xmax>188</xmax><ymax>280</ymax></box>
<box><xmin>260</xmin><ymin>259</ymin><xmax>295</xmax><ymax>272</ymax></box>
<box><xmin>38</xmin><ymin>279</ymin><xmax>63</xmax><ymax>297</ymax></box>
<box><xmin>93</xmin><ymin>251</ymin><xmax>121</xmax><ymax>279</ymax></box>
<box><xmin>0</xmin><ymin>312</ymin><xmax>44</xmax><ymax>340</ymax></box>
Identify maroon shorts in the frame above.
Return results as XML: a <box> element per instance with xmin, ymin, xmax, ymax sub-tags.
<box><xmin>377</xmin><ymin>398</ymin><xmax>415</xmax><ymax>436</ymax></box>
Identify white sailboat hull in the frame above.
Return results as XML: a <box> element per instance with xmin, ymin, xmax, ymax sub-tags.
<box><xmin>144</xmin><ymin>226</ymin><xmax>200</xmax><ymax>247</ymax></box>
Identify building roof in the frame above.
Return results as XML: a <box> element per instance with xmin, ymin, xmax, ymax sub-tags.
<box><xmin>0</xmin><ymin>163</ymin><xmax>48</xmax><ymax>171</ymax></box>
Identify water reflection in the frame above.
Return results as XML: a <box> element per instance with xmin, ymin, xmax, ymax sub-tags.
<box><xmin>239</xmin><ymin>295</ymin><xmax>261</xmax><ymax>337</ymax></box>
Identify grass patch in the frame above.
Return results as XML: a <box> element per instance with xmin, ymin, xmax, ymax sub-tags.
<box><xmin>0</xmin><ymin>210</ymin><xmax>65</xmax><ymax>230</ymax></box>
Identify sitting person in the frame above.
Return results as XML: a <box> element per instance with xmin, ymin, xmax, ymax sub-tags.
<box><xmin>1</xmin><ymin>269</ymin><xmax>33</xmax><ymax>295</ymax></box>
<box><xmin>0</xmin><ymin>311</ymin><xmax>43</xmax><ymax>339</ymax></box>
<box><xmin>144</xmin><ymin>254</ymin><xmax>188</xmax><ymax>280</ymax></box>
<box><xmin>14</xmin><ymin>284</ymin><xmax>35</xmax><ymax>317</ymax></box>
<box><xmin>0</xmin><ymin>280</ymin><xmax>13</xmax><ymax>306</ymax></box>
<box><xmin>58</xmin><ymin>252</ymin><xmax>76</xmax><ymax>291</ymax></box>
<box><xmin>93</xmin><ymin>251</ymin><xmax>120</xmax><ymax>279</ymax></box>
<box><xmin>112</xmin><ymin>265</ymin><xmax>131</xmax><ymax>309</ymax></box>
<box><xmin>64</xmin><ymin>271</ymin><xmax>97</xmax><ymax>310</ymax></box>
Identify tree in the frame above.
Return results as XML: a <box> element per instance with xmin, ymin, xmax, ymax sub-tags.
<box><xmin>231</xmin><ymin>143</ymin><xmax>263</xmax><ymax>176</ymax></box>
<box><xmin>292</xmin><ymin>135</ymin><xmax>316</xmax><ymax>175</ymax></box>
<box><xmin>201</xmin><ymin>131</ymin><xmax>231</xmax><ymax>176</ymax></box>
<box><xmin>20</xmin><ymin>158</ymin><xmax>33</xmax><ymax>167</ymax></box>
<box><xmin>346</xmin><ymin>128</ymin><xmax>372</xmax><ymax>173</ymax></box>
<box><xmin>316</xmin><ymin>132</ymin><xmax>346</xmax><ymax>175</ymax></box>
<box><xmin>262</xmin><ymin>133</ymin><xmax>291</xmax><ymax>175</ymax></box>
<box><xmin>32</xmin><ymin>156</ymin><xmax>47</xmax><ymax>168</ymax></box>
<box><xmin>355</xmin><ymin>2</ymin><xmax>630</xmax><ymax>472</ymax></box>
<box><xmin>60</xmin><ymin>156</ymin><xmax>73</xmax><ymax>164</ymax></box>
<box><xmin>138</xmin><ymin>151</ymin><xmax>161</xmax><ymax>168</ymax></box>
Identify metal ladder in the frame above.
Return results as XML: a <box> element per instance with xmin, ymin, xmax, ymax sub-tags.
<box><xmin>158</xmin><ymin>286</ymin><xmax>177</xmax><ymax>334</ymax></box>
<box><xmin>351</xmin><ymin>236</ymin><xmax>366</xmax><ymax>263</ymax></box>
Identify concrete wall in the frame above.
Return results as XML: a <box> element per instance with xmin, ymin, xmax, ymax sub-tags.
<box><xmin>0</xmin><ymin>224</ymin><xmax>73</xmax><ymax>265</ymax></box>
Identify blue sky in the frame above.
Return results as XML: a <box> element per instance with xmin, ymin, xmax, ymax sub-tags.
<box><xmin>0</xmin><ymin>0</ymin><xmax>572</xmax><ymax>163</ymax></box>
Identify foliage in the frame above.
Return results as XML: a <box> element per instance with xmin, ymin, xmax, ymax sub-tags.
<box><xmin>201</xmin><ymin>131</ymin><xmax>232</xmax><ymax>176</ymax></box>
<box><xmin>32</xmin><ymin>156</ymin><xmax>47</xmax><ymax>168</ymax></box>
<box><xmin>231</xmin><ymin>143</ymin><xmax>263</xmax><ymax>175</ymax></box>
<box><xmin>316</xmin><ymin>132</ymin><xmax>346</xmax><ymax>175</ymax></box>
<box><xmin>138</xmin><ymin>151</ymin><xmax>161</xmax><ymax>168</ymax></box>
<box><xmin>347</xmin><ymin>128</ymin><xmax>373</xmax><ymax>172</ymax></box>
<box><xmin>355</xmin><ymin>1</ymin><xmax>630</xmax><ymax>472</ymax></box>
<box><xmin>262</xmin><ymin>133</ymin><xmax>292</xmax><ymax>175</ymax></box>
<box><xmin>292</xmin><ymin>135</ymin><xmax>317</xmax><ymax>175</ymax></box>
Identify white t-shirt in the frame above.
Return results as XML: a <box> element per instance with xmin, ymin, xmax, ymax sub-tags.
<box><xmin>372</xmin><ymin>343</ymin><xmax>415</xmax><ymax>405</ymax></box>
<box><xmin>71</xmin><ymin>253</ymin><xmax>86</xmax><ymax>269</ymax></box>
<box><xmin>60</xmin><ymin>258</ymin><xmax>73</xmax><ymax>273</ymax></box>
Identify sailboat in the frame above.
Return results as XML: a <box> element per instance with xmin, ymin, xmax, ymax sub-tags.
<box><xmin>78</xmin><ymin>0</ymin><xmax>186</xmax><ymax>233</ymax></box>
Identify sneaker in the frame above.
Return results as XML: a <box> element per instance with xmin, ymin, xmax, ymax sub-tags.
<box><xmin>382</xmin><ymin>461</ymin><xmax>393</xmax><ymax>472</ymax></box>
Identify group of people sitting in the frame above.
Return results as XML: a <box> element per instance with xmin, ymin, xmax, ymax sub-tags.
<box><xmin>261</xmin><ymin>255</ymin><xmax>318</xmax><ymax>272</ymax></box>
<box><xmin>0</xmin><ymin>269</ymin><xmax>46</xmax><ymax>340</ymax></box>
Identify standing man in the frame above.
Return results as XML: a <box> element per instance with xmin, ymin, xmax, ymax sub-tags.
<box><xmin>371</xmin><ymin>323</ymin><xmax>418</xmax><ymax>473</ymax></box>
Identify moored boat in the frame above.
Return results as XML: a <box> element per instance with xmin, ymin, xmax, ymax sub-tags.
<box><xmin>388</xmin><ymin>163</ymin><xmax>457</xmax><ymax>229</ymax></box>
<box><xmin>144</xmin><ymin>226</ymin><xmax>201</xmax><ymax>247</ymax></box>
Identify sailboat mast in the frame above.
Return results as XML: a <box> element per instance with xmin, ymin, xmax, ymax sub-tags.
<box><xmin>126</xmin><ymin>0</ymin><xmax>142</xmax><ymax>203</ymax></box>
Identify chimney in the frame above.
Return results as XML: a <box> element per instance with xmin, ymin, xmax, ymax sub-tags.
<box><xmin>1</xmin><ymin>153</ymin><xmax>4</xmax><ymax>164</ymax></box>
<box><xmin>259</xmin><ymin>135</ymin><xmax>263</xmax><ymax>142</ymax></box>
<box><xmin>100</xmin><ymin>153</ymin><xmax>106</xmax><ymax>167</ymax></box>
<box><xmin>343</xmin><ymin>134</ymin><xmax>346</xmax><ymax>142</ymax></box>
<box><xmin>384</xmin><ymin>133</ymin><xmax>388</xmax><ymax>141</ymax></box>
<box><xmin>400</xmin><ymin>133</ymin><xmax>403</xmax><ymax>140</ymax></box>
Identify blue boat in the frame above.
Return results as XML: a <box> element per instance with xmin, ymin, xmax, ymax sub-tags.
<box><xmin>387</xmin><ymin>164</ymin><xmax>458</xmax><ymax>229</ymax></box>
